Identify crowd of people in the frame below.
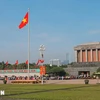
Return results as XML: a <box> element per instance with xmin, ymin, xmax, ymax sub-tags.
<box><xmin>8</xmin><ymin>75</ymin><xmax>40</xmax><ymax>80</ymax></box>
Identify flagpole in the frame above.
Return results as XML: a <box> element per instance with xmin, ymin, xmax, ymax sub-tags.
<box><xmin>28</xmin><ymin>8</ymin><xmax>30</xmax><ymax>80</ymax></box>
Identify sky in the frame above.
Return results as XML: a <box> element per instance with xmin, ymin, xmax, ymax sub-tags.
<box><xmin>0</xmin><ymin>0</ymin><xmax>100</xmax><ymax>64</ymax></box>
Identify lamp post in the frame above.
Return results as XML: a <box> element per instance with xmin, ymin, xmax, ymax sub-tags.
<box><xmin>39</xmin><ymin>44</ymin><xmax>45</xmax><ymax>84</ymax></box>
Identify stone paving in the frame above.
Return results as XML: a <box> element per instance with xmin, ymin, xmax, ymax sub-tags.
<box><xmin>45</xmin><ymin>79</ymin><xmax>100</xmax><ymax>84</ymax></box>
<box><xmin>0</xmin><ymin>79</ymin><xmax>100</xmax><ymax>84</ymax></box>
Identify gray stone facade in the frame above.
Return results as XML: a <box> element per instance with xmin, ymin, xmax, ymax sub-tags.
<box><xmin>64</xmin><ymin>62</ymin><xmax>100</xmax><ymax>76</ymax></box>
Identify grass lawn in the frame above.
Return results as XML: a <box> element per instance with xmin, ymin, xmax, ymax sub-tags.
<box><xmin>0</xmin><ymin>84</ymin><xmax>100</xmax><ymax>100</ymax></box>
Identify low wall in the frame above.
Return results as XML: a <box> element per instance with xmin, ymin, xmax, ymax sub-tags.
<box><xmin>0</xmin><ymin>69</ymin><xmax>40</xmax><ymax>77</ymax></box>
<box><xmin>64</xmin><ymin>64</ymin><xmax>99</xmax><ymax>76</ymax></box>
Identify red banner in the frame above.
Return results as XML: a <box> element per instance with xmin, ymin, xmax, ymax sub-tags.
<box><xmin>40</xmin><ymin>66</ymin><xmax>46</xmax><ymax>75</ymax></box>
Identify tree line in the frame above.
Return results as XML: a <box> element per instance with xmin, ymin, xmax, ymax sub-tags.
<box><xmin>0</xmin><ymin>61</ymin><xmax>68</xmax><ymax>76</ymax></box>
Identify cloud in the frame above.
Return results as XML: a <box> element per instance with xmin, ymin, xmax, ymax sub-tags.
<box><xmin>88</xmin><ymin>30</ymin><xmax>100</xmax><ymax>34</ymax></box>
<box><xmin>35</xmin><ymin>33</ymin><xmax>62</xmax><ymax>43</ymax></box>
<box><xmin>35</xmin><ymin>33</ymin><xmax>48</xmax><ymax>38</ymax></box>
<box><xmin>48</xmin><ymin>37</ymin><xmax>61</xmax><ymax>43</ymax></box>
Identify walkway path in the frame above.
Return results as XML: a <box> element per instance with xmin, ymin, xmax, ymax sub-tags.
<box><xmin>0</xmin><ymin>79</ymin><xmax>99</xmax><ymax>84</ymax></box>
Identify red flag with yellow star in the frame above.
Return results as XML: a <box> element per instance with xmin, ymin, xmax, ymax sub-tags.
<box><xmin>15</xmin><ymin>60</ymin><xmax>18</xmax><ymax>65</ymax></box>
<box><xmin>25</xmin><ymin>60</ymin><xmax>28</xmax><ymax>65</ymax></box>
<box><xmin>19</xmin><ymin>12</ymin><xmax>28</xmax><ymax>29</ymax></box>
<box><xmin>5</xmin><ymin>61</ymin><xmax>8</xmax><ymax>66</ymax></box>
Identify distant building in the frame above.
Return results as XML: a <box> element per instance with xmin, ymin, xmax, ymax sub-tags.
<box><xmin>61</xmin><ymin>53</ymin><xmax>69</xmax><ymax>65</ymax></box>
<box><xmin>61</xmin><ymin>60</ymin><xmax>69</xmax><ymax>65</ymax></box>
<box><xmin>49</xmin><ymin>59</ymin><xmax>61</xmax><ymax>67</ymax></box>
<box><xmin>66</xmin><ymin>53</ymin><xmax>69</xmax><ymax>63</ymax></box>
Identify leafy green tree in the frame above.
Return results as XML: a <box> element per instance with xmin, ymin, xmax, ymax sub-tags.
<box><xmin>30</xmin><ymin>63</ymin><xmax>36</xmax><ymax>69</ymax></box>
<box><xmin>47</xmin><ymin>67</ymin><xmax>66</xmax><ymax>76</ymax></box>
<box><xmin>60</xmin><ymin>64</ymin><xmax>67</xmax><ymax>68</ymax></box>
<box><xmin>97</xmin><ymin>67</ymin><xmax>100</xmax><ymax>72</ymax></box>
<box><xmin>2</xmin><ymin>61</ymin><xmax>5</xmax><ymax>70</ymax></box>
<box><xmin>7</xmin><ymin>64</ymin><xmax>12</xmax><ymax>69</ymax></box>
<box><xmin>0</xmin><ymin>62</ymin><xmax>3</xmax><ymax>69</ymax></box>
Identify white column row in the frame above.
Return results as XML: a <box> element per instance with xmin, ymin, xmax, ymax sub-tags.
<box><xmin>85</xmin><ymin>49</ymin><xmax>98</xmax><ymax>62</ymax></box>
<box><xmin>74</xmin><ymin>51</ymin><xmax>77</xmax><ymax>62</ymax></box>
<box><xmin>75</xmin><ymin>49</ymin><xmax>98</xmax><ymax>62</ymax></box>
<box><xmin>74</xmin><ymin>50</ymin><xmax>82</xmax><ymax>62</ymax></box>
<box><xmin>96</xmin><ymin>49</ymin><xmax>98</xmax><ymax>61</ymax></box>
<box><xmin>90</xmin><ymin>49</ymin><xmax>98</xmax><ymax>62</ymax></box>
<box><xmin>91</xmin><ymin>49</ymin><xmax>92</xmax><ymax>62</ymax></box>
<box><xmin>80</xmin><ymin>50</ymin><xmax>82</xmax><ymax>62</ymax></box>
<box><xmin>85</xmin><ymin>50</ymin><xmax>87</xmax><ymax>62</ymax></box>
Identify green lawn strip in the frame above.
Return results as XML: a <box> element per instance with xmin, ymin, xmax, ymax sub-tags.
<box><xmin>7</xmin><ymin>90</ymin><xmax>100</xmax><ymax>100</ymax></box>
<box><xmin>1</xmin><ymin>84</ymin><xmax>86</xmax><ymax>95</ymax></box>
<box><xmin>0</xmin><ymin>84</ymin><xmax>100</xmax><ymax>100</ymax></box>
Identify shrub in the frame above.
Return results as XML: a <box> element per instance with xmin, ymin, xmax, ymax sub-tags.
<box><xmin>84</xmin><ymin>79</ymin><xmax>89</xmax><ymax>84</ymax></box>
<box><xmin>3</xmin><ymin>79</ymin><xmax>7</xmax><ymax>84</ymax></box>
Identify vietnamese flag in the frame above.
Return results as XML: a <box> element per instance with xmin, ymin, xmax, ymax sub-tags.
<box><xmin>18</xmin><ymin>12</ymin><xmax>28</xmax><ymax>29</ymax></box>
<box><xmin>26</xmin><ymin>60</ymin><xmax>28</xmax><ymax>65</ymax></box>
<box><xmin>36</xmin><ymin>60</ymin><xmax>39</xmax><ymax>65</ymax></box>
<box><xmin>36</xmin><ymin>59</ymin><xmax>44</xmax><ymax>65</ymax></box>
<box><xmin>15</xmin><ymin>60</ymin><xmax>18</xmax><ymax>65</ymax></box>
<box><xmin>39</xmin><ymin>60</ymin><xmax>44</xmax><ymax>63</ymax></box>
<box><xmin>5</xmin><ymin>61</ymin><xmax>8</xmax><ymax>66</ymax></box>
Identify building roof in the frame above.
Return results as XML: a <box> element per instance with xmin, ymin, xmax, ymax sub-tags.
<box><xmin>74</xmin><ymin>42</ymin><xmax>100</xmax><ymax>50</ymax></box>
<box><xmin>80</xmin><ymin>42</ymin><xmax>100</xmax><ymax>45</ymax></box>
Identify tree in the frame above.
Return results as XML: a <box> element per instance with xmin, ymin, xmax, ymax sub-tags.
<box><xmin>1</xmin><ymin>61</ymin><xmax>5</xmax><ymax>70</ymax></box>
<box><xmin>97</xmin><ymin>67</ymin><xmax>100</xmax><ymax>72</ymax></box>
<box><xmin>47</xmin><ymin>67</ymin><xmax>66</xmax><ymax>76</ymax></box>
<box><xmin>60</xmin><ymin>64</ymin><xmax>67</xmax><ymax>68</ymax></box>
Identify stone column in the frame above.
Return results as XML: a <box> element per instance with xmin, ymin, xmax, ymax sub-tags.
<box><xmin>74</xmin><ymin>51</ymin><xmax>77</xmax><ymax>62</ymax></box>
<box><xmin>85</xmin><ymin>49</ymin><xmax>87</xmax><ymax>62</ymax></box>
<box><xmin>91</xmin><ymin>49</ymin><xmax>92</xmax><ymax>62</ymax></box>
<box><xmin>96</xmin><ymin>49</ymin><xmax>98</xmax><ymax>61</ymax></box>
<box><xmin>80</xmin><ymin>50</ymin><xmax>82</xmax><ymax>62</ymax></box>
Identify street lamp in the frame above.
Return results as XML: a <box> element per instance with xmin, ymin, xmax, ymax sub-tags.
<box><xmin>39</xmin><ymin>44</ymin><xmax>45</xmax><ymax>84</ymax></box>
<box><xmin>39</xmin><ymin>44</ymin><xmax>45</xmax><ymax>59</ymax></box>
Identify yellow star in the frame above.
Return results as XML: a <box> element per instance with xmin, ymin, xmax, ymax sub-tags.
<box><xmin>22</xmin><ymin>18</ymin><xmax>27</xmax><ymax>23</ymax></box>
